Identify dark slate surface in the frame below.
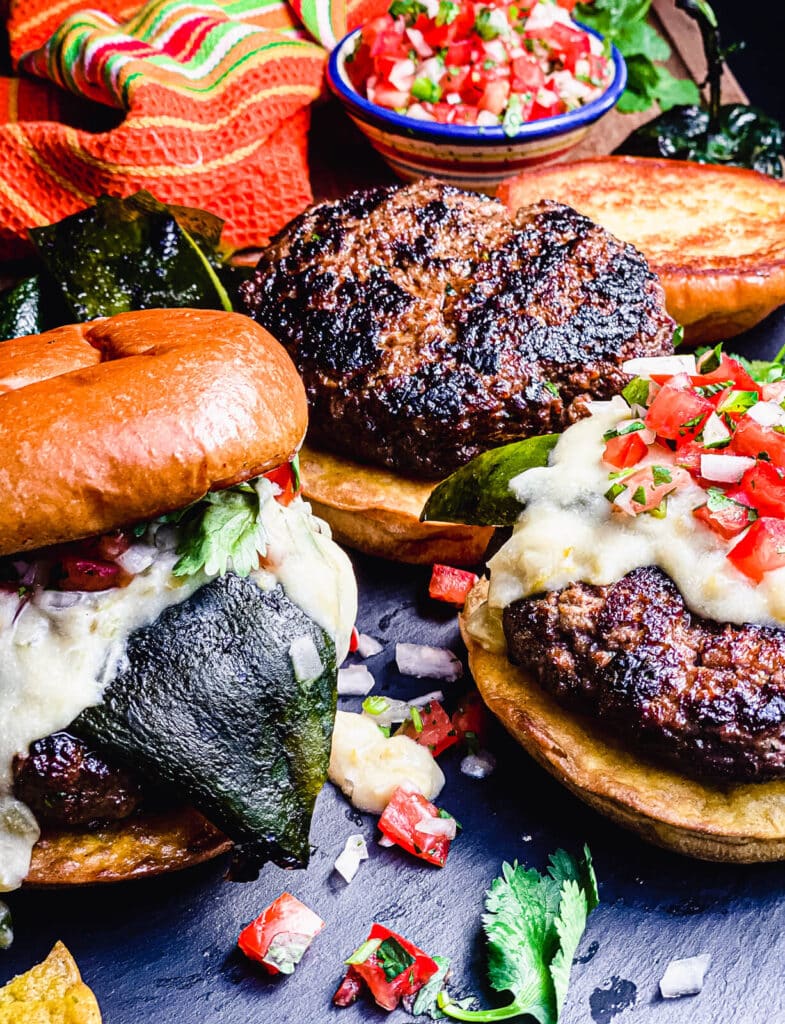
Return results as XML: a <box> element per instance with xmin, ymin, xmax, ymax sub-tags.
<box><xmin>3</xmin><ymin>309</ymin><xmax>785</xmax><ymax>1024</ymax></box>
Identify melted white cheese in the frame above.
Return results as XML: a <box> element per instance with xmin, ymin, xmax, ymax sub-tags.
<box><xmin>475</xmin><ymin>407</ymin><xmax>785</xmax><ymax>653</ymax></box>
<box><xmin>0</xmin><ymin>486</ymin><xmax>357</xmax><ymax>892</ymax></box>
<box><xmin>328</xmin><ymin>710</ymin><xmax>445</xmax><ymax>814</ymax></box>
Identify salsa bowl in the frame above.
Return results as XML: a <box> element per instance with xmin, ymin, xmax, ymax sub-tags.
<box><xmin>327</xmin><ymin>23</ymin><xmax>626</xmax><ymax>192</ymax></box>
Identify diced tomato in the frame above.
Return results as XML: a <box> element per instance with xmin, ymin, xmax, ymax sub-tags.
<box><xmin>674</xmin><ymin>440</ymin><xmax>706</xmax><ymax>475</ymax></box>
<box><xmin>602</xmin><ymin>431</ymin><xmax>648</xmax><ymax>469</ymax></box>
<box><xmin>555</xmin><ymin>0</ymin><xmax>580</xmax><ymax>10</ymax></box>
<box><xmin>238</xmin><ymin>893</ymin><xmax>324</xmax><ymax>976</ymax></box>
<box><xmin>736</xmin><ymin>461</ymin><xmax>785</xmax><ymax>518</ymax></box>
<box><xmin>653</xmin><ymin>356</ymin><xmax>761</xmax><ymax>397</ymax></box>
<box><xmin>59</xmin><ymin>556</ymin><xmax>131</xmax><ymax>592</ymax></box>
<box><xmin>727</xmin><ymin>517</ymin><xmax>785</xmax><ymax>582</ymax></box>
<box><xmin>378</xmin><ymin>785</ymin><xmax>456</xmax><ymax>867</ymax></box>
<box><xmin>731</xmin><ymin>416</ymin><xmax>785</xmax><ymax>469</ymax></box>
<box><xmin>263</xmin><ymin>462</ymin><xmax>299</xmax><ymax>506</ymax></box>
<box><xmin>693</xmin><ymin>496</ymin><xmax>757</xmax><ymax>539</ymax></box>
<box><xmin>94</xmin><ymin>530</ymin><xmax>131</xmax><ymax>561</ymax></box>
<box><xmin>478</xmin><ymin>77</ymin><xmax>509</xmax><ymax>115</ymax></box>
<box><xmin>399</xmin><ymin>701</ymin><xmax>459</xmax><ymax>756</ymax></box>
<box><xmin>368</xmin><ymin>17</ymin><xmax>405</xmax><ymax>56</ymax></box>
<box><xmin>446</xmin><ymin>102</ymin><xmax>479</xmax><ymax>124</ymax></box>
<box><xmin>510</xmin><ymin>54</ymin><xmax>545</xmax><ymax>92</ymax></box>
<box><xmin>340</xmin><ymin>924</ymin><xmax>439</xmax><ymax>1012</ymax></box>
<box><xmin>451</xmin><ymin>689</ymin><xmax>489</xmax><ymax>746</ymax></box>
<box><xmin>532</xmin><ymin>22</ymin><xmax>589</xmax><ymax>72</ymax></box>
<box><xmin>428</xmin><ymin>563</ymin><xmax>478</xmax><ymax>605</ymax></box>
<box><xmin>444</xmin><ymin>62</ymin><xmax>470</xmax><ymax>93</ymax></box>
<box><xmin>334</xmin><ymin>966</ymin><xmax>365</xmax><ymax>1007</ymax></box>
<box><xmin>349</xmin><ymin>626</ymin><xmax>359</xmax><ymax>652</ymax></box>
<box><xmin>445</xmin><ymin>39</ymin><xmax>473</xmax><ymax>65</ymax></box>
<box><xmin>612</xmin><ymin>464</ymin><xmax>688</xmax><ymax>516</ymax></box>
<box><xmin>645</xmin><ymin>373</ymin><xmax>714</xmax><ymax>445</ymax></box>
<box><xmin>370</xmin><ymin>81</ymin><xmax>411</xmax><ymax>108</ymax></box>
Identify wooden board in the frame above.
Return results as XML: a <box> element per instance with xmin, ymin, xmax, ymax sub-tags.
<box><xmin>311</xmin><ymin>0</ymin><xmax>749</xmax><ymax>200</ymax></box>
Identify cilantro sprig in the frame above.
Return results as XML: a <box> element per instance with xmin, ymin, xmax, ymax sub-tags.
<box><xmin>168</xmin><ymin>482</ymin><xmax>269</xmax><ymax>579</ymax></box>
<box><xmin>437</xmin><ymin>847</ymin><xmax>599</xmax><ymax>1022</ymax></box>
<box><xmin>575</xmin><ymin>0</ymin><xmax>700</xmax><ymax>114</ymax></box>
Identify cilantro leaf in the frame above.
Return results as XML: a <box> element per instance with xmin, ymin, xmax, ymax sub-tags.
<box><xmin>377</xmin><ymin>937</ymin><xmax>415</xmax><ymax>981</ymax></box>
<box><xmin>439</xmin><ymin>848</ymin><xmax>599</xmax><ymax>1023</ymax></box>
<box><xmin>172</xmin><ymin>484</ymin><xmax>267</xmax><ymax>578</ymax></box>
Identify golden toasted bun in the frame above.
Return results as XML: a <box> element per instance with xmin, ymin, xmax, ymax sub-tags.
<box><xmin>25</xmin><ymin>807</ymin><xmax>231</xmax><ymax>887</ymax></box>
<box><xmin>0</xmin><ymin>309</ymin><xmax>307</xmax><ymax>557</ymax></box>
<box><xmin>498</xmin><ymin>157</ymin><xmax>785</xmax><ymax>345</ymax></box>
<box><xmin>299</xmin><ymin>444</ymin><xmax>493</xmax><ymax>565</ymax></box>
<box><xmin>462</xmin><ymin>580</ymin><xmax>785</xmax><ymax>862</ymax></box>
<box><xmin>0</xmin><ymin>941</ymin><xmax>101</xmax><ymax>1023</ymax></box>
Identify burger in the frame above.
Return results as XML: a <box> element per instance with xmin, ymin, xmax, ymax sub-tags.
<box><xmin>425</xmin><ymin>349</ymin><xmax>785</xmax><ymax>861</ymax></box>
<box><xmin>239</xmin><ymin>179</ymin><xmax>676</xmax><ymax>565</ymax></box>
<box><xmin>0</xmin><ymin>308</ymin><xmax>357</xmax><ymax>891</ymax></box>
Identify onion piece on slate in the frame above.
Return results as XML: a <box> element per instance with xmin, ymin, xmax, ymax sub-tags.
<box><xmin>396</xmin><ymin>643</ymin><xmax>463</xmax><ymax>681</ymax></box>
<box><xmin>338</xmin><ymin>665</ymin><xmax>375</xmax><ymax>697</ymax></box>
<box><xmin>357</xmin><ymin>633</ymin><xmax>384</xmax><ymax>658</ymax></box>
<box><xmin>334</xmin><ymin>834</ymin><xmax>369</xmax><ymax>883</ymax></box>
<box><xmin>659</xmin><ymin>954</ymin><xmax>711</xmax><ymax>998</ymax></box>
<box><xmin>461</xmin><ymin>751</ymin><xmax>497</xmax><ymax>779</ymax></box>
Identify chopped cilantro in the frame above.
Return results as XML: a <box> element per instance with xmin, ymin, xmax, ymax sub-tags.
<box><xmin>695</xmin><ymin>379</ymin><xmax>734</xmax><ymax>397</ymax></box>
<box><xmin>171</xmin><ymin>482</ymin><xmax>268</xmax><ymax>578</ymax></box>
<box><xmin>411</xmin><ymin>705</ymin><xmax>424</xmax><ymax>733</ymax></box>
<box><xmin>438</xmin><ymin>847</ymin><xmax>598</xmax><ymax>1023</ymax></box>
<box><xmin>603</xmin><ymin>420</ymin><xmax>645</xmax><ymax>441</ymax></box>
<box><xmin>436</xmin><ymin>0</ymin><xmax>460</xmax><ymax>25</ymax></box>
<box><xmin>647</xmin><ymin>497</ymin><xmax>668</xmax><ymax>519</ymax></box>
<box><xmin>672</xmin><ymin>324</ymin><xmax>685</xmax><ymax>348</ymax></box>
<box><xmin>621</xmin><ymin>376</ymin><xmax>650</xmax><ymax>409</ymax></box>
<box><xmin>377</xmin><ymin>937</ymin><xmax>415</xmax><ymax>981</ymax></box>
<box><xmin>605</xmin><ymin>481</ymin><xmax>627</xmax><ymax>502</ymax></box>
<box><xmin>631</xmin><ymin>485</ymin><xmax>647</xmax><ymax>505</ymax></box>
<box><xmin>651</xmin><ymin>465</ymin><xmax>672</xmax><ymax>485</ymax></box>
<box><xmin>388</xmin><ymin>0</ymin><xmax>427</xmax><ymax>21</ymax></box>
<box><xmin>716</xmin><ymin>390</ymin><xmax>759</xmax><ymax>416</ymax></box>
<box><xmin>474</xmin><ymin>7</ymin><xmax>500</xmax><ymax>40</ymax></box>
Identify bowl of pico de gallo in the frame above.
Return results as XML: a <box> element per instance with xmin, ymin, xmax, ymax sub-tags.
<box><xmin>327</xmin><ymin>0</ymin><xmax>626</xmax><ymax>191</ymax></box>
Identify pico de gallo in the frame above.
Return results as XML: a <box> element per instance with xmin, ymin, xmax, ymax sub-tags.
<box><xmin>335</xmin><ymin>923</ymin><xmax>440</xmax><ymax>1010</ymax></box>
<box><xmin>0</xmin><ymin>459</ymin><xmax>301</xmax><ymax>598</ymax></box>
<box><xmin>238</xmin><ymin>893</ymin><xmax>325</xmax><ymax>975</ymax></box>
<box><xmin>603</xmin><ymin>349</ymin><xmax>785</xmax><ymax>583</ymax></box>
<box><xmin>347</xmin><ymin>0</ymin><xmax>613</xmax><ymax>132</ymax></box>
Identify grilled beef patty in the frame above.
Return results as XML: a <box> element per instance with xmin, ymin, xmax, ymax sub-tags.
<box><xmin>503</xmin><ymin>566</ymin><xmax>785</xmax><ymax>781</ymax></box>
<box><xmin>241</xmin><ymin>181</ymin><xmax>675</xmax><ymax>479</ymax></box>
<box><xmin>13</xmin><ymin>732</ymin><xmax>143</xmax><ymax>827</ymax></box>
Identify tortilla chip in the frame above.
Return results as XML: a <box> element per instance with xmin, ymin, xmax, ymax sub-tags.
<box><xmin>0</xmin><ymin>942</ymin><xmax>101</xmax><ymax>1023</ymax></box>
<box><xmin>300</xmin><ymin>444</ymin><xmax>493</xmax><ymax>565</ymax></box>
<box><xmin>462</xmin><ymin>579</ymin><xmax>785</xmax><ymax>862</ymax></box>
<box><xmin>26</xmin><ymin>807</ymin><xmax>231</xmax><ymax>886</ymax></box>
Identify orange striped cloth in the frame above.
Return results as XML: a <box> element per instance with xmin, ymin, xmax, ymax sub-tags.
<box><xmin>0</xmin><ymin>0</ymin><xmax>381</xmax><ymax>261</ymax></box>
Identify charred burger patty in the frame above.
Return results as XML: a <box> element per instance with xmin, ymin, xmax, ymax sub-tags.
<box><xmin>241</xmin><ymin>180</ymin><xmax>675</xmax><ymax>479</ymax></box>
<box><xmin>503</xmin><ymin>566</ymin><xmax>785</xmax><ymax>782</ymax></box>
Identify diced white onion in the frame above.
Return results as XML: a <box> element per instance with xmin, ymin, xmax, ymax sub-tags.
<box><xmin>420</xmin><ymin>56</ymin><xmax>445</xmax><ymax>84</ymax></box>
<box><xmin>378</xmin><ymin>834</ymin><xmax>395</xmax><ymax>847</ymax></box>
<box><xmin>485</xmin><ymin>7</ymin><xmax>510</xmax><ymax>35</ymax></box>
<box><xmin>405</xmin><ymin>102</ymin><xmax>436</xmax><ymax>121</ymax></box>
<box><xmin>116</xmin><ymin>543</ymin><xmax>157</xmax><ymax>575</ymax></box>
<box><xmin>356</xmin><ymin>633</ymin><xmax>384</xmax><ymax>658</ymax></box>
<box><xmin>415</xmin><ymin>816</ymin><xmax>457</xmax><ymax>839</ymax></box>
<box><xmin>33</xmin><ymin>590</ymin><xmax>89</xmax><ymax>612</ymax></box>
<box><xmin>334</xmin><ymin>834</ymin><xmax>369</xmax><ymax>883</ymax></box>
<box><xmin>483</xmin><ymin>38</ymin><xmax>508</xmax><ymax>62</ymax></box>
<box><xmin>476</xmin><ymin>110</ymin><xmax>501</xmax><ymax>126</ymax></box>
<box><xmin>389</xmin><ymin>57</ymin><xmax>416</xmax><ymax>91</ymax></box>
<box><xmin>338</xmin><ymin>665</ymin><xmax>375</xmax><ymax>696</ymax></box>
<box><xmin>461</xmin><ymin>750</ymin><xmax>496</xmax><ymax>779</ymax></box>
<box><xmin>396</xmin><ymin>643</ymin><xmax>463</xmax><ymax>681</ymax></box>
<box><xmin>405</xmin><ymin>27</ymin><xmax>432</xmax><ymax>57</ymax></box>
<box><xmin>659</xmin><ymin>954</ymin><xmax>711</xmax><ymax>999</ymax></box>
<box><xmin>701</xmin><ymin>412</ymin><xmax>731</xmax><ymax>448</ymax></box>
<box><xmin>622</xmin><ymin>355</ymin><xmax>697</xmax><ymax>377</ymax></box>
<box><xmin>408</xmin><ymin>689</ymin><xmax>445</xmax><ymax>708</ymax></box>
<box><xmin>445</xmin><ymin>92</ymin><xmax>461</xmax><ymax>105</ymax></box>
<box><xmin>700</xmin><ymin>453</ymin><xmax>756</xmax><ymax>484</ymax></box>
<box><xmin>289</xmin><ymin>634</ymin><xmax>323</xmax><ymax>683</ymax></box>
<box><xmin>748</xmin><ymin>401</ymin><xmax>785</xmax><ymax>427</ymax></box>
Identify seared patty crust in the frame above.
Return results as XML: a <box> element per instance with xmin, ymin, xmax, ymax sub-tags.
<box><xmin>13</xmin><ymin>732</ymin><xmax>143</xmax><ymax>827</ymax></box>
<box><xmin>240</xmin><ymin>180</ymin><xmax>674</xmax><ymax>479</ymax></box>
<box><xmin>503</xmin><ymin>566</ymin><xmax>785</xmax><ymax>782</ymax></box>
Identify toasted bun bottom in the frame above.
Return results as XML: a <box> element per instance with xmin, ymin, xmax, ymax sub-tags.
<box><xmin>299</xmin><ymin>445</ymin><xmax>493</xmax><ymax>565</ymax></box>
<box><xmin>462</xmin><ymin>580</ymin><xmax>785</xmax><ymax>862</ymax></box>
<box><xmin>25</xmin><ymin>807</ymin><xmax>230</xmax><ymax>886</ymax></box>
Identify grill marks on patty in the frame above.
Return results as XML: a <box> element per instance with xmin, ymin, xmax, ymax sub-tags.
<box><xmin>241</xmin><ymin>181</ymin><xmax>674</xmax><ymax>479</ymax></box>
<box><xmin>503</xmin><ymin>566</ymin><xmax>785</xmax><ymax>781</ymax></box>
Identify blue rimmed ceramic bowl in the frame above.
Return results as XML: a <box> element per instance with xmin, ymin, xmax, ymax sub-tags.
<box><xmin>327</xmin><ymin>25</ymin><xmax>626</xmax><ymax>192</ymax></box>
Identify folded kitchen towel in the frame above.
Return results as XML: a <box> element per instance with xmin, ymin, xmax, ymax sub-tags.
<box><xmin>0</xmin><ymin>0</ymin><xmax>378</xmax><ymax>261</ymax></box>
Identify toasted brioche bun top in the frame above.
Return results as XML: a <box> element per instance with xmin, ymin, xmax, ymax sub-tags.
<box><xmin>0</xmin><ymin>309</ymin><xmax>307</xmax><ymax>556</ymax></box>
<box><xmin>498</xmin><ymin>156</ymin><xmax>785</xmax><ymax>342</ymax></box>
